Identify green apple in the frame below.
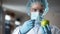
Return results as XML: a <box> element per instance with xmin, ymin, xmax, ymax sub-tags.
<box><xmin>41</xmin><ymin>19</ymin><xmax>49</xmax><ymax>27</ymax></box>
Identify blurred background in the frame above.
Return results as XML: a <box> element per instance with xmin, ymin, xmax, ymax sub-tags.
<box><xmin>0</xmin><ymin>0</ymin><xmax>60</xmax><ymax>34</ymax></box>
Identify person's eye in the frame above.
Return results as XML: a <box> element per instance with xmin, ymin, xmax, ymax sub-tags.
<box><xmin>39</xmin><ymin>10</ymin><xmax>43</xmax><ymax>13</ymax></box>
<box><xmin>34</xmin><ymin>9</ymin><xmax>37</xmax><ymax>12</ymax></box>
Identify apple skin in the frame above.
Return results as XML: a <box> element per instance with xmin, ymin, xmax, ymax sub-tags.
<box><xmin>41</xmin><ymin>19</ymin><xmax>49</xmax><ymax>27</ymax></box>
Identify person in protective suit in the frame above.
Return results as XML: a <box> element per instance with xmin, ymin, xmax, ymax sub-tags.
<box><xmin>12</xmin><ymin>0</ymin><xmax>60</xmax><ymax>34</ymax></box>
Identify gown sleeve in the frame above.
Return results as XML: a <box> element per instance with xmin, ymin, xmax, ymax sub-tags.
<box><xmin>12</xmin><ymin>26</ymin><xmax>21</xmax><ymax>34</ymax></box>
<box><xmin>51</xmin><ymin>25</ymin><xmax>60</xmax><ymax>34</ymax></box>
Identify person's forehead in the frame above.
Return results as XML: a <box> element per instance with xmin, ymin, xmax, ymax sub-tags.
<box><xmin>31</xmin><ymin>3</ymin><xmax>43</xmax><ymax>10</ymax></box>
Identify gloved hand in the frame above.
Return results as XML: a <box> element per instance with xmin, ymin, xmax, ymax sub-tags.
<box><xmin>41</xmin><ymin>19</ymin><xmax>51</xmax><ymax>34</ymax></box>
<box><xmin>20</xmin><ymin>20</ymin><xmax>35</xmax><ymax>34</ymax></box>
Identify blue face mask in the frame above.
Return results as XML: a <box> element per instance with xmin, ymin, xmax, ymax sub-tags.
<box><xmin>31</xmin><ymin>11</ymin><xmax>43</xmax><ymax>21</ymax></box>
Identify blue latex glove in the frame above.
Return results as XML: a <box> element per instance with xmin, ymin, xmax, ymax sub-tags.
<box><xmin>41</xmin><ymin>25</ymin><xmax>51</xmax><ymax>34</ymax></box>
<box><xmin>20</xmin><ymin>20</ymin><xmax>35</xmax><ymax>34</ymax></box>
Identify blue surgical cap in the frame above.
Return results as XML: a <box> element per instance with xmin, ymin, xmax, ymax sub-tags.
<box><xmin>26</xmin><ymin>0</ymin><xmax>49</xmax><ymax>17</ymax></box>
